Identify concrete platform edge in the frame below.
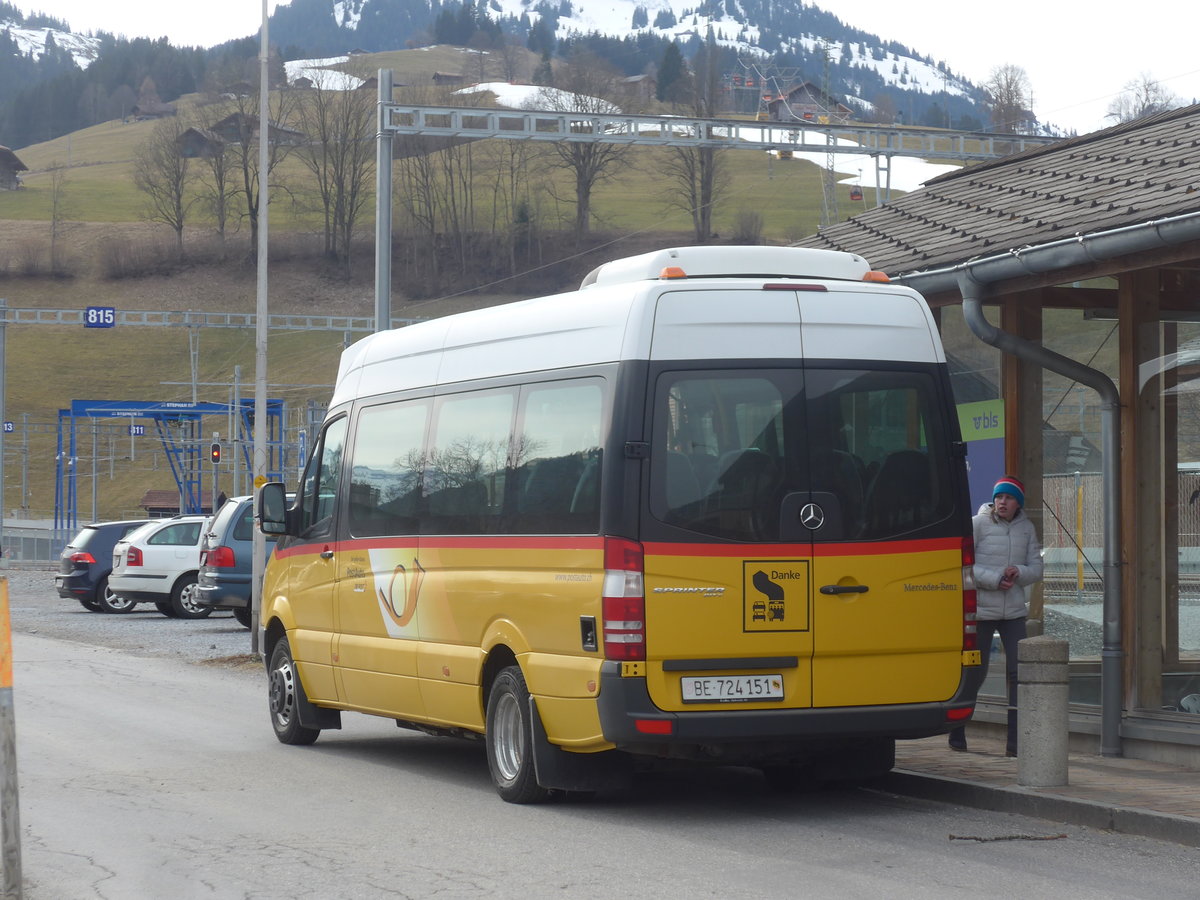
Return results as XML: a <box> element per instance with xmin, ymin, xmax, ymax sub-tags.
<box><xmin>881</xmin><ymin>769</ymin><xmax>1200</xmax><ymax>849</ymax></box>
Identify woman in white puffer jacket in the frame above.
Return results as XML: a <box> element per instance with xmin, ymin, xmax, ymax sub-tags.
<box><xmin>948</xmin><ymin>475</ymin><xmax>1043</xmax><ymax>757</ymax></box>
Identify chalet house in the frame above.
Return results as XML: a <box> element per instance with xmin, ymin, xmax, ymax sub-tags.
<box><xmin>0</xmin><ymin>145</ymin><xmax>27</xmax><ymax>190</ymax></box>
<box><xmin>432</xmin><ymin>71</ymin><xmax>465</xmax><ymax>86</ymax></box>
<box><xmin>765</xmin><ymin>82</ymin><xmax>854</xmax><ymax>124</ymax></box>
<box><xmin>620</xmin><ymin>74</ymin><xmax>657</xmax><ymax>104</ymax></box>
<box><xmin>176</xmin><ymin>127</ymin><xmax>224</xmax><ymax>159</ymax></box>
<box><xmin>209</xmin><ymin>113</ymin><xmax>306</xmax><ymax>147</ymax></box>
<box><xmin>291</xmin><ymin>76</ymin><xmax>314</xmax><ymax>90</ymax></box>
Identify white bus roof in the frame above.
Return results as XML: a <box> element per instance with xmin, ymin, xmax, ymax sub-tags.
<box><xmin>581</xmin><ymin>246</ymin><xmax>874</xmax><ymax>288</ymax></box>
<box><xmin>330</xmin><ymin>247</ymin><xmax>941</xmax><ymax>408</ymax></box>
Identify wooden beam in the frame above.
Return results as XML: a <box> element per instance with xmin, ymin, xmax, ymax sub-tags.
<box><xmin>1001</xmin><ymin>290</ymin><xmax>1046</xmax><ymax>626</ymax></box>
<box><xmin>1119</xmin><ymin>268</ymin><xmax>1163</xmax><ymax>709</ymax></box>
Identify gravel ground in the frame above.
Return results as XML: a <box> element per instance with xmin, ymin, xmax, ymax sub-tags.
<box><xmin>1</xmin><ymin>565</ymin><xmax>261</xmax><ymax>671</ymax></box>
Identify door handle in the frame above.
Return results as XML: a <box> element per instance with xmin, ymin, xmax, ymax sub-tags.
<box><xmin>819</xmin><ymin>584</ymin><xmax>868</xmax><ymax>595</ymax></box>
<box><xmin>320</xmin><ymin>547</ymin><xmax>334</xmax><ymax>559</ymax></box>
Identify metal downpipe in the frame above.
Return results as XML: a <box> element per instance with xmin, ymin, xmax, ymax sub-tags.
<box><xmin>958</xmin><ymin>272</ymin><xmax>1124</xmax><ymax>757</ymax></box>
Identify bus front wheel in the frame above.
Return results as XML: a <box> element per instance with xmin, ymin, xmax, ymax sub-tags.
<box><xmin>268</xmin><ymin>637</ymin><xmax>320</xmax><ymax>746</ymax></box>
<box><xmin>485</xmin><ymin>666</ymin><xmax>551</xmax><ymax>804</ymax></box>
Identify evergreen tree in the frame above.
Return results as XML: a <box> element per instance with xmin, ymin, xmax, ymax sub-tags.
<box><xmin>656</xmin><ymin>42</ymin><xmax>685</xmax><ymax>102</ymax></box>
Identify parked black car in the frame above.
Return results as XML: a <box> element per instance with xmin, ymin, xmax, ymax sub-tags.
<box><xmin>54</xmin><ymin>519</ymin><xmax>151</xmax><ymax>612</ymax></box>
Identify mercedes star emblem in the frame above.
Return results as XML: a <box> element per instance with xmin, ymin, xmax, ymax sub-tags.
<box><xmin>800</xmin><ymin>503</ymin><xmax>825</xmax><ymax>530</ymax></box>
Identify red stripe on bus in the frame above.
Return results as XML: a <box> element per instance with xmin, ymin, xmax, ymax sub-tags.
<box><xmin>642</xmin><ymin>537</ymin><xmax>960</xmax><ymax>557</ymax></box>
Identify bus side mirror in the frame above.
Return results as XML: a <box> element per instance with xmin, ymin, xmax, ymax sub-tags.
<box><xmin>257</xmin><ymin>482</ymin><xmax>290</xmax><ymax>536</ymax></box>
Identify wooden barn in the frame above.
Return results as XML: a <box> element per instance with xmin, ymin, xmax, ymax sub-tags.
<box><xmin>176</xmin><ymin>127</ymin><xmax>225</xmax><ymax>159</ymax></box>
<box><xmin>0</xmin><ymin>145</ymin><xmax>27</xmax><ymax>190</ymax></box>
<box><xmin>209</xmin><ymin>113</ymin><xmax>306</xmax><ymax>147</ymax></box>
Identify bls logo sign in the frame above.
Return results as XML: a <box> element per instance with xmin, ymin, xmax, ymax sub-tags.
<box><xmin>743</xmin><ymin>560</ymin><xmax>810</xmax><ymax>632</ymax></box>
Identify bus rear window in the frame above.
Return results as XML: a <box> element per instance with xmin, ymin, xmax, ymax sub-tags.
<box><xmin>651</xmin><ymin>368</ymin><xmax>957</xmax><ymax>542</ymax></box>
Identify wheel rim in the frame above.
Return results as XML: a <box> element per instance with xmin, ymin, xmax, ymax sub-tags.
<box><xmin>105</xmin><ymin>593</ymin><xmax>135</xmax><ymax>612</ymax></box>
<box><xmin>178</xmin><ymin>581</ymin><xmax>203</xmax><ymax>614</ymax></box>
<box><xmin>269</xmin><ymin>656</ymin><xmax>297</xmax><ymax>729</ymax></box>
<box><xmin>492</xmin><ymin>690</ymin><xmax>525</xmax><ymax>785</ymax></box>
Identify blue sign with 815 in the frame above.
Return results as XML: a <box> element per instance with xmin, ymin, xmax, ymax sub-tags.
<box><xmin>85</xmin><ymin>306</ymin><xmax>116</xmax><ymax>327</ymax></box>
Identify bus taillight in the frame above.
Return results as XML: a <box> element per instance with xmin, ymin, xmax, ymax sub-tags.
<box><xmin>962</xmin><ymin>537</ymin><xmax>977</xmax><ymax>652</ymax></box>
<box><xmin>602</xmin><ymin>537</ymin><xmax>645</xmax><ymax>661</ymax></box>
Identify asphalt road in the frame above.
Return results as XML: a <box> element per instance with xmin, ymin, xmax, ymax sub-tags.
<box><xmin>5</xmin><ymin>567</ymin><xmax>1200</xmax><ymax>899</ymax></box>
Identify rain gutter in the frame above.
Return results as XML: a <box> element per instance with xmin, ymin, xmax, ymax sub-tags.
<box><xmin>893</xmin><ymin>209</ymin><xmax>1200</xmax><ymax>758</ymax></box>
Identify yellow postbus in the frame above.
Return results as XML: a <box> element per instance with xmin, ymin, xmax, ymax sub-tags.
<box><xmin>257</xmin><ymin>245</ymin><xmax>982</xmax><ymax>802</ymax></box>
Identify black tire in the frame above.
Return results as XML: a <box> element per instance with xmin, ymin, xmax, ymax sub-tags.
<box><xmin>97</xmin><ymin>581</ymin><xmax>137</xmax><ymax>614</ymax></box>
<box><xmin>168</xmin><ymin>574</ymin><xmax>212</xmax><ymax>619</ymax></box>
<box><xmin>485</xmin><ymin>666</ymin><xmax>551</xmax><ymax>804</ymax></box>
<box><xmin>268</xmin><ymin>637</ymin><xmax>320</xmax><ymax>746</ymax></box>
<box><xmin>233</xmin><ymin>607</ymin><xmax>252</xmax><ymax>629</ymax></box>
<box><xmin>79</xmin><ymin>582</ymin><xmax>104</xmax><ymax>612</ymax></box>
<box><xmin>155</xmin><ymin>601</ymin><xmax>176</xmax><ymax>617</ymax></box>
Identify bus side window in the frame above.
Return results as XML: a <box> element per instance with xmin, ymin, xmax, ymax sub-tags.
<box><xmin>297</xmin><ymin>416</ymin><xmax>348</xmax><ymax>540</ymax></box>
<box><xmin>346</xmin><ymin>401</ymin><xmax>427</xmax><ymax>538</ymax></box>
<box><xmin>424</xmin><ymin>389</ymin><xmax>514</xmax><ymax>536</ymax></box>
<box><xmin>509</xmin><ymin>380</ymin><xmax>604</xmax><ymax>535</ymax></box>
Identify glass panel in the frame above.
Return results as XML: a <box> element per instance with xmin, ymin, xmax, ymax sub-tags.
<box><xmin>347</xmin><ymin>401</ymin><xmax>429</xmax><ymax>537</ymax></box>
<box><xmin>297</xmin><ymin>416</ymin><xmax>348</xmax><ymax>539</ymax></box>
<box><xmin>809</xmin><ymin>369</ymin><xmax>955</xmax><ymax>541</ymax></box>
<box><xmin>1155</xmin><ymin>320</ymin><xmax>1200</xmax><ymax>711</ymax></box>
<box><xmin>509</xmin><ymin>380</ymin><xmax>604</xmax><ymax>534</ymax></box>
<box><xmin>149</xmin><ymin>522</ymin><xmax>199</xmax><ymax>545</ymax></box>
<box><xmin>653</xmin><ymin>373</ymin><xmax>788</xmax><ymax>542</ymax></box>
<box><xmin>651</xmin><ymin>367</ymin><xmax>959</xmax><ymax>543</ymax></box>
<box><xmin>424</xmin><ymin>390</ymin><xmax>514</xmax><ymax>535</ymax></box>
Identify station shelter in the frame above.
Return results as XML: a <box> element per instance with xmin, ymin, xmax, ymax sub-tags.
<box><xmin>798</xmin><ymin>103</ymin><xmax>1200</xmax><ymax>765</ymax></box>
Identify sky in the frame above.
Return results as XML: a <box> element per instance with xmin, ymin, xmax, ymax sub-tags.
<box><xmin>15</xmin><ymin>0</ymin><xmax>1200</xmax><ymax>136</ymax></box>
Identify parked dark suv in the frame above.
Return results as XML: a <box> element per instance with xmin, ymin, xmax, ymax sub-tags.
<box><xmin>196</xmin><ymin>496</ymin><xmax>278</xmax><ymax>628</ymax></box>
<box><xmin>55</xmin><ymin>519</ymin><xmax>151</xmax><ymax>612</ymax></box>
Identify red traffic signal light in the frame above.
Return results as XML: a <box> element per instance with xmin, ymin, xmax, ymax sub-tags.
<box><xmin>210</xmin><ymin>442</ymin><xmax>221</xmax><ymax>464</ymax></box>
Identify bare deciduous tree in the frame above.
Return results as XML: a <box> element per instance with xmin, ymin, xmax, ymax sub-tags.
<box><xmin>983</xmin><ymin>64</ymin><xmax>1032</xmax><ymax>134</ymax></box>
<box><xmin>661</xmin><ymin>29</ymin><xmax>729</xmax><ymax>242</ymax></box>
<box><xmin>48</xmin><ymin>163</ymin><xmax>72</xmax><ymax>276</ymax></box>
<box><xmin>213</xmin><ymin>76</ymin><xmax>299</xmax><ymax>257</ymax></box>
<box><xmin>530</xmin><ymin>50</ymin><xmax>632</xmax><ymax>239</ymax></box>
<box><xmin>132</xmin><ymin>116</ymin><xmax>196</xmax><ymax>255</ymax></box>
<box><xmin>1106</xmin><ymin>73</ymin><xmax>1183</xmax><ymax>123</ymax></box>
<box><xmin>291</xmin><ymin>76</ymin><xmax>376</xmax><ymax>277</ymax></box>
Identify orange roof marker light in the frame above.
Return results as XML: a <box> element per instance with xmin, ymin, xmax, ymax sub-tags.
<box><xmin>659</xmin><ymin>266</ymin><xmax>687</xmax><ymax>279</ymax></box>
<box><xmin>863</xmin><ymin>270</ymin><xmax>890</xmax><ymax>283</ymax></box>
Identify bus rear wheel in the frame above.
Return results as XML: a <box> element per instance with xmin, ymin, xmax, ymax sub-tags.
<box><xmin>485</xmin><ymin>666</ymin><xmax>550</xmax><ymax>804</ymax></box>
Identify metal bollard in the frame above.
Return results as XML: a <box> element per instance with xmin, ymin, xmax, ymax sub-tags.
<box><xmin>1017</xmin><ymin>635</ymin><xmax>1070</xmax><ymax>787</ymax></box>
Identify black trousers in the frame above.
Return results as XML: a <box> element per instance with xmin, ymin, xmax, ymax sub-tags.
<box><xmin>949</xmin><ymin>616</ymin><xmax>1027</xmax><ymax>753</ymax></box>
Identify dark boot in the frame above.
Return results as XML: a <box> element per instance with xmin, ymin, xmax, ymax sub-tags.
<box><xmin>948</xmin><ymin>726</ymin><xmax>967</xmax><ymax>751</ymax></box>
<box><xmin>1005</xmin><ymin>707</ymin><xmax>1018</xmax><ymax>757</ymax></box>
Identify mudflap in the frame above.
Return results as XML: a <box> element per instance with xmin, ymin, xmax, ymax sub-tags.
<box><xmin>529</xmin><ymin>697</ymin><xmax>633</xmax><ymax>793</ymax></box>
<box><xmin>294</xmin><ymin>676</ymin><xmax>342</xmax><ymax>731</ymax></box>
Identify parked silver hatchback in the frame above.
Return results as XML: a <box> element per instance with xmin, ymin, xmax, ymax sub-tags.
<box><xmin>109</xmin><ymin>515</ymin><xmax>210</xmax><ymax>618</ymax></box>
